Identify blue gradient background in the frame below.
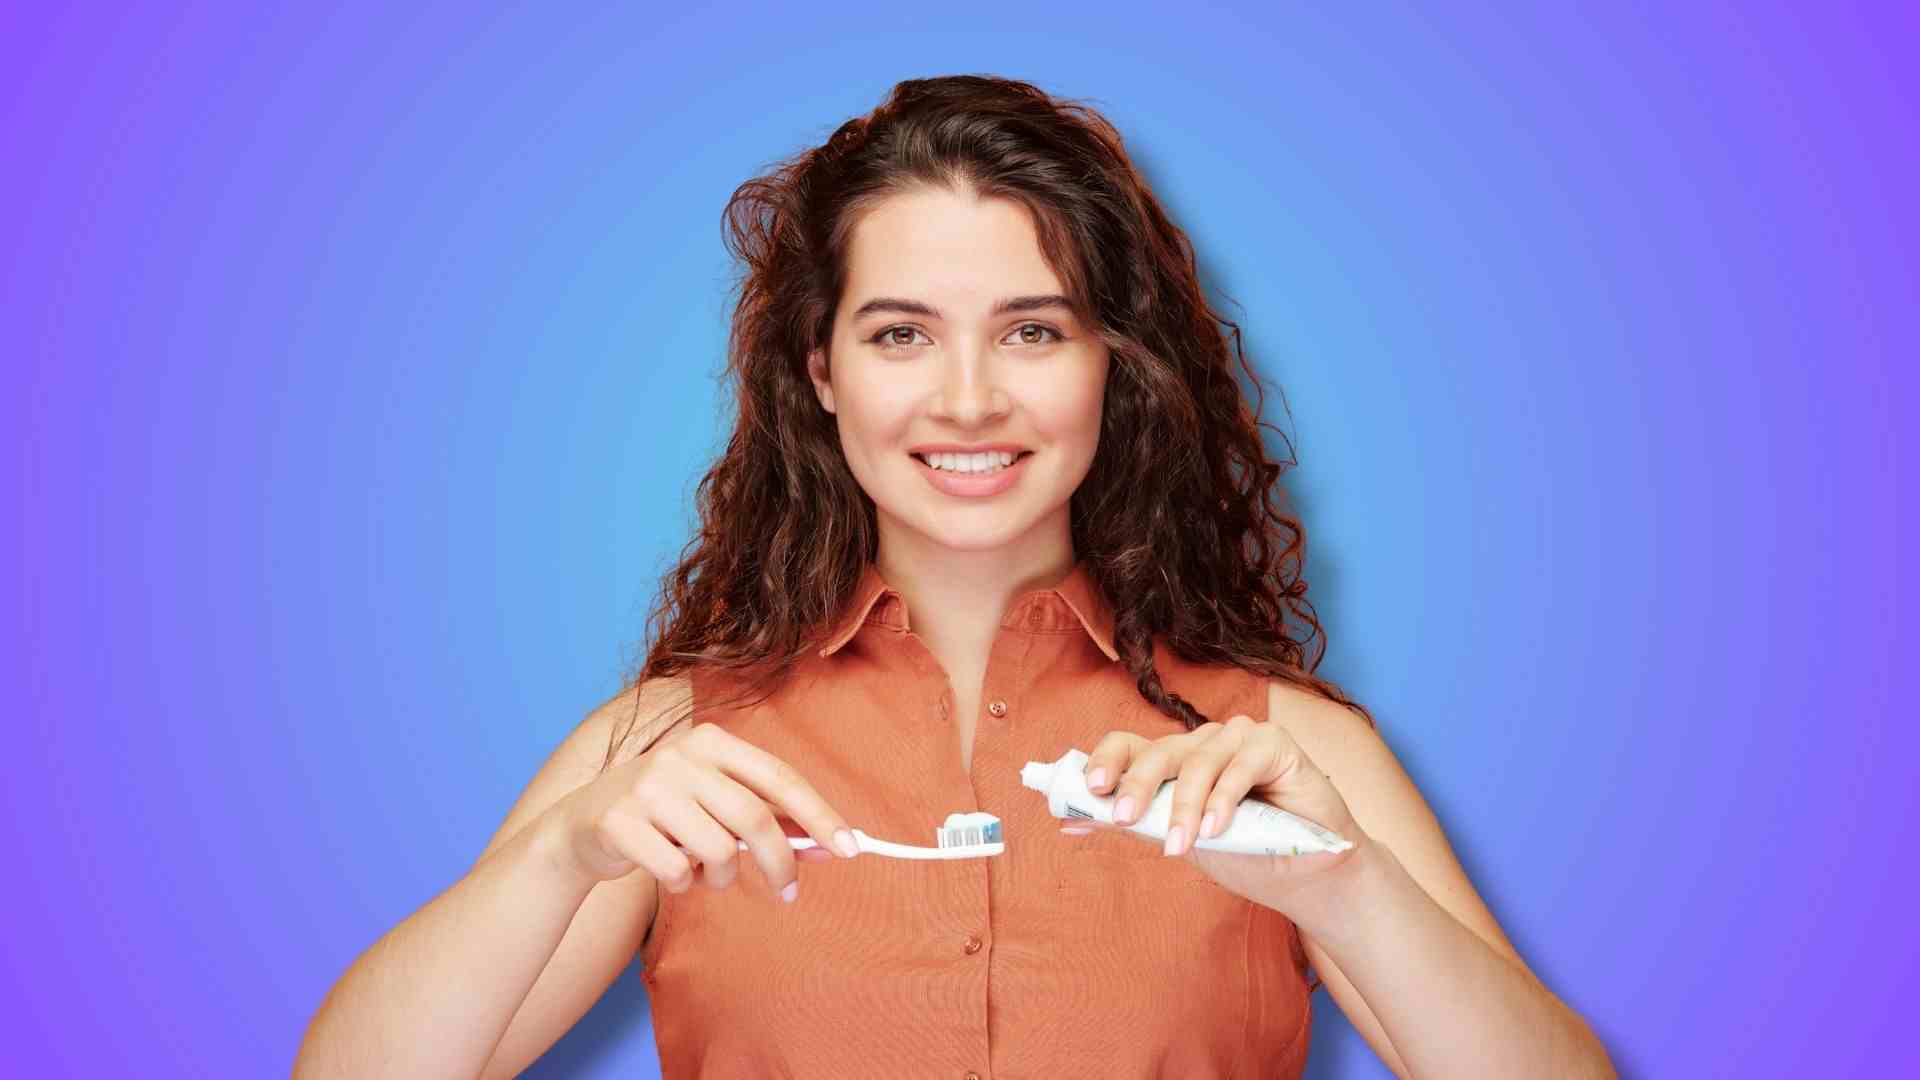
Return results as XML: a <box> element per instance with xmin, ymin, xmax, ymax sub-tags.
<box><xmin>5</xmin><ymin>3</ymin><xmax>1913</xmax><ymax>1076</ymax></box>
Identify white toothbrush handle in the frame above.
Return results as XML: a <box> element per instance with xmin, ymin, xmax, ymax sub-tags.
<box><xmin>720</xmin><ymin>829</ymin><xmax>1000</xmax><ymax>860</ymax></box>
<box><xmin>848</xmin><ymin>829</ymin><xmax>1004</xmax><ymax>860</ymax></box>
<box><xmin>728</xmin><ymin>837</ymin><xmax>821</xmax><ymax>851</ymax></box>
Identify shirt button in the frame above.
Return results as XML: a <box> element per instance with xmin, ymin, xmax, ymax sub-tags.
<box><xmin>963</xmin><ymin>935</ymin><xmax>983</xmax><ymax>954</ymax></box>
<box><xmin>965</xmin><ymin>1073</ymin><xmax>981</xmax><ymax>1080</ymax></box>
<box><xmin>986</xmin><ymin>700</ymin><xmax>1008</xmax><ymax>717</ymax></box>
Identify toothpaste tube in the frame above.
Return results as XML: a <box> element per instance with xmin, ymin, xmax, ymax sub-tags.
<box><xmin>1020</xmin><ymin>747</ymin><xmax>1355</xmax><ymax>856</ymax></box>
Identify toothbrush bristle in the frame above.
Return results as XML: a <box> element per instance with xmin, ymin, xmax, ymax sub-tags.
<box><xmin>934</xmin><ymin>811</ymin><xmax>1005</xmax><ymax>852</ymax></box>
<box><xmin>936</xmin><ymin>819</ymin><xmax>1003</xmax><ymax>848</ymax></box>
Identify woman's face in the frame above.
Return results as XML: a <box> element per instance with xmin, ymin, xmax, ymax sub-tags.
<box><xmin>808</xmin><ymin>185</ymin><xmax>1110</xmax><ymax>557</ymax></box>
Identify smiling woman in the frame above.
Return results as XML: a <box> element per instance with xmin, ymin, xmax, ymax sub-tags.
<box><xmin>804</xmin><ymin>185</ymin><xmax>1112</xmax><ymax>547</ymax></box>
<box><xmin>294</xmin><ymin>73</ymin><xmax>1614</xmax><ymax>1080</ymax></box>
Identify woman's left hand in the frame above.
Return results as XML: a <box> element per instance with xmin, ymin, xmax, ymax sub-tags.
<box><xmin>1065</xmin><ymin>713</ymin><xmax>1371</xmax><ymax>913</ymax></box>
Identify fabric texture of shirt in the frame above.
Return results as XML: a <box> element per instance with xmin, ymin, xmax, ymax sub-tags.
<box><xmin>639</xmin><ymin>559</ymin><xmax>1315</xmax><ymax>1078</ymax></box>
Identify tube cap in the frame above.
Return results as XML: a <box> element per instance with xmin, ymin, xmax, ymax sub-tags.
<box><xmin>1019</xmin><ymin>760</ymin><xmax>1052</xmax><ymax>793</ymax></box>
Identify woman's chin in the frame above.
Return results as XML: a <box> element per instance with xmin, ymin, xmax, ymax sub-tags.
<box><xmin>874</xmin><ymin>504</ymin><xmax>1031</xmax><ymax>550</ymax></box>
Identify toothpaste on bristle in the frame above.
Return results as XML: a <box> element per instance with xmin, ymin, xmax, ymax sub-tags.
<box><xmin>937</xmin><ymin>811</ymin><xmax>1004</xmax><ymax>848</ymax></box>
<box><xmin>1021</xmin><ymin>748</ymin><xmax>1354</xmax><ymax>856</ymax></box>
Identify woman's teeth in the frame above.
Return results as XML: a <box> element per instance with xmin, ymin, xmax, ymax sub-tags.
<box><xmin>915</xmin><ymin>450</ymin><xmax>1022</xmax><ymax>474</ymax></box>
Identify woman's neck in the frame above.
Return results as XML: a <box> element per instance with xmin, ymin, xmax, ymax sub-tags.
<box><xmin>872</xmin><ymin>538</ymin><xmax>1077</xmax><ymax>663</ymax></box>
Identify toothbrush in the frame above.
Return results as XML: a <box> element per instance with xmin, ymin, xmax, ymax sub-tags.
<box><xmin>693</xmin><ymin>812</ymin><xmax>1006</xmax><ymax>860</ymax></box>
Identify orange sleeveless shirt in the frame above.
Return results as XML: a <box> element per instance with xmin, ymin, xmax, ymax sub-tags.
<box><xmin>638</xmin><ymin>560</ymin><xmax>1315</xmax><ymax>1078</ymax></box>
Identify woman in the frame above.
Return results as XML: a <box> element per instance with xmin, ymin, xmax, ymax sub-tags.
<box><xmin>296</xmin><ymin>75</ymin><xmax>1614</xmax><ymax>1079</ymax></box>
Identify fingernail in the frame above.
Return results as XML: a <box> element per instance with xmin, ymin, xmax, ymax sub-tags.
<box><xmin>781</xmin><ymin>880</ymin><xmax>799</xmax><ymax>903</ymax></box>
<box><xmin>835</xmin><ymin>829</ymin><xmax>859</xmax><ymax>857</ymax></box>
<box><xmin>1200</xmin><ymin>811</ymin><xmax>1217</xmax><ymax>838</ymax></box>
<box><xmin>1061</xmin><ymin>825</ymin><xmax>1094</xmax><ymax>835</ymax></box>
<box><xmin>1087</xmin><ymin>767</ymin><xmax>1108</xmax><ymax>790</ymax></box>
<box><xmin>1164</xmin><ymin>825</ymin><xmax>1186</xmax><ymax>857</ymax></box>
<box><xmin>1116</xmin><ymin>796</ymin><xmax>1136</xmax><ymax>823</ymax></box>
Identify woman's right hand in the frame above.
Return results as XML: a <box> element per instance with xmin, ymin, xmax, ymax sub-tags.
<box><xmin>548</xmin><ymin>722</ymin><xmax>860</xmax><ymax>901</ymax></box>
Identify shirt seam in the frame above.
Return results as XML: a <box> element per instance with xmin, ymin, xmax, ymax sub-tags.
<box><xmin>639</xmin><ymin>673</ymin><xmax>694</xmax><ymax>984</ymax></box>
<box><xmin>1276</xmin><ymin>965</ymin><xmax>1314</xmax><ymax>1067</ymax></box>
<box><xmin>987</xmin><ymin>630</ymin><xmax>1036</xmax><ymax>1075</ymax></box>
<box><xmin>1235</xmin><ymin>898</ymin><xmax>1254</xmax><ymax>1080</ymax></box>
<box><xmin>1012</xmin><ymin>628</ymin><xmax>1035</xmax><ymax>706</ymax></box>
<box><xmin>642</xmin><ymin>873</ymin><xmax>674</xmax><ymax>983</ymax></box>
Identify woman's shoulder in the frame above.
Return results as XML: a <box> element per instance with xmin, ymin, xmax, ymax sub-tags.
<box><xmin>1152</xmin><ymin>650</ymin><xmax>1374</xmax><ymax>735</ymax></box>
<box><xmin>1260</xmin><ymin>675</ymin><xmax>1372</xmax><ymax>733</ymax></box>
<box><xmin>1129</xmin><ymin>645</ymin><xmax>1272</xmax><ymax>725</ymax></box>
<box><xmin>589</xmin><ymin>673</ymin><xmax>694</xmax><ymax>725</ymax></box>
<box><xmin>588</xmin><ymin>673</ymin><xmax>696</xmax><ymax>766</ymax></box>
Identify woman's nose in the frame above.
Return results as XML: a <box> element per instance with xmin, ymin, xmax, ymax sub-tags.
<box><xmin>933</xmin><ymin>357</ymin><xmax>1010</xmax><ymax>424</ymax></box>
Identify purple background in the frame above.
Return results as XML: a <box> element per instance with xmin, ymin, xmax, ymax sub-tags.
<box><xmin>4</xmin><ymin>3</ymin><xmax>1913</xmax><ymax>1076</ymax></box>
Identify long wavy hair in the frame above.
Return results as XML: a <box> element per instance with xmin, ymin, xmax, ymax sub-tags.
<box><xmin>604</xmin><ymin>74</ymin><xmax>1372</xmax><ymax>770</ymax></box>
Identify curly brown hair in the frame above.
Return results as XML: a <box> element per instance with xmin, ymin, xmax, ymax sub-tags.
<box><xmin>604</xmin><ymin>74</ymin><xmax>1372</xmax><ymax>770</ymax></box>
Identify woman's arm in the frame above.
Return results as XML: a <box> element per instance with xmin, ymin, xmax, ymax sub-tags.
<box><xmin>1292</xmin><ymin>839</ymin><xmax>1613</xmax><ymax>1079</ymax></box>
<box><xmin>1269</xmin><ymin>681</ymin><xmax>1616</xmax><ymax>1080</ymax></box>
<box><xmin>1072</xmin><ymin>681</ymin><xmax>1618</xmax><ymax>1077</ymax></box>
<box><xmin>292</xmin><ymin>681</ymin><xmax>682</xmax><ymax>1079</ymax></box>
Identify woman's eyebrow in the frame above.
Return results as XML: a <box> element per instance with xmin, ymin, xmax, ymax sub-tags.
<box><xmin>850</xmin><ymin>294</ymin><xmax>1073</xmax><ymax>320</ymax></box>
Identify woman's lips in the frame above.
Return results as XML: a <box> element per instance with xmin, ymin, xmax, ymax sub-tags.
<box><xmin>911</xmin><ymin>450</ymin><xmax>1034</xmax><ymax>497</ymax></box>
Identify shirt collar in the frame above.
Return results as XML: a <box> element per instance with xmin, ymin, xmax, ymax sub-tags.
<box><xmin>816</xmin><ymin>558</ymin><xmax>1120</xmax><ymax>662</ymax></box>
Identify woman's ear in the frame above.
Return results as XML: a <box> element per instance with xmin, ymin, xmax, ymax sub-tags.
<box><xmin>807</xmin><ymin>347</ymin><xmax>836</xmax><ymax>414</ymax></box>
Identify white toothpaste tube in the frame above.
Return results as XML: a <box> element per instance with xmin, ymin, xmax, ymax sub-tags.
<box><xmin>1021</xmin><ymin>747</ymin><xmax>1355</xmax><ymax>856</ymax></box>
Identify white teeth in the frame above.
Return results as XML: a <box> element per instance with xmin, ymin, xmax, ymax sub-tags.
<box><xmin>919</xmin><ymin>450</ymin><xmax>1019</xmax><ymax>474</ymax></box>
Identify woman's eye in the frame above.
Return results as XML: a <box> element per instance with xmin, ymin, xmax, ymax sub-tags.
<box><xmin>872</xmin><ymin>325</ymin><xmax>926</xmax><ymax>349</ymax></box>
<box><xmin>1010</xmin><ymin>322</ymin><xmax>1065</xmax><ymax>345</ymax></box>
<box><xmin>867</xmin><ymin>323</ymin><xmax>1065</xmax><ymax>351</ymax></box>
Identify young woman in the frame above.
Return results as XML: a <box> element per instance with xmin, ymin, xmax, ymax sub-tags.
<box><xmin>296</xmin><ymin>75</ymin><xmax>1614</xmax><ymax>1079</ymax></box>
